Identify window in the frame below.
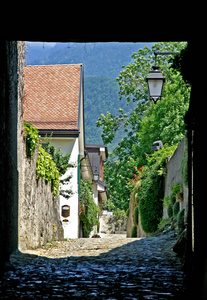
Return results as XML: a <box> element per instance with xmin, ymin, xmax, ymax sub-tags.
<box><xmin>62</xmin><ymin>205</ymin><xmax>70</xmax><ymax>217</ymax></box>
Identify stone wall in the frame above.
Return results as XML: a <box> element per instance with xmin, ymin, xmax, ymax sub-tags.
<box><xmin>100</xmin><ymin>211</ymin><xmax>127</xmax><ymax>235</ymax></box>
<box><xmin>127</xmin><ymin>191</ymin><xmax>147</xmax><ymax>238</ymax></box>
<box><xmin>18</xmin><ymin>42</ymin><xmax>63</xmax><ymax>250</ymax></box>
<box><xmin>18</xmin><ymin>143</ymin><xmax>63</xmax><ymax>250</ymax></box>
<box><xmin>163</xmin><ymin>137</ymin><xmax>188</xmax><ymax>219</ymax></box>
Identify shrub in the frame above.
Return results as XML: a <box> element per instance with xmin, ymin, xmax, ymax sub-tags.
<box><xmin>167</xmin><ymin>203</ymin><xmax>173</xmax><ymax>218</ymax></box>
<box><xmin>163</xmin><ymin>195</ymin><xmax>170</xmax><ymax>208</ymax></box>
<box><xmin>170</xmin><ymin>193</ymin><xmax>176</xmax><ymax>205</ymax></box>
<box><xmin>133</xmin><ymin>206</ymin><xmax>139</xmax><ymax>225</ymax></box>
<box><xmin>173</xmin><ymin>201</ymin><xmax>180</xmax><ymax>217</ymax></box>
<box><xmin>178</xmin><ymin>208</ymin><xmax>185</xmax><ymax>234</ymax></box>
<box><xmin>139</xmin><ymin>162</ymin><xmax>164</xmax><ymax>233</ymax></box>
<box><xmin>131</xmin><ymin>225</ymin><xmax>137</xmax><ymax>237</ymax></box>
<box><xmin>171</xmin><ymin>182</ymin><xmax>182</xmax><ymax>195</ymax></box>
<box><xmin>138</xmin><ymin>146</ymin><xmax>176</xmax><ymax>234</ymax></box>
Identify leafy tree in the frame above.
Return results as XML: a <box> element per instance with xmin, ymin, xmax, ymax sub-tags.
<box><xmin>98</xmin><ymin>42</ymin><xmax>191</xmax><ymax>211</ymax></box>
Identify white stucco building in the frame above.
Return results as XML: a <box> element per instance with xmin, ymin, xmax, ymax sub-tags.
<box><xmin>24</xmin><ymin>63</ymin><xmax>108</xmax><ymax>239</ymax></box>
<box><xmin>24</xmin><ymin>64</ymin><xmax>85</xmax><ymax>239</ymax></box>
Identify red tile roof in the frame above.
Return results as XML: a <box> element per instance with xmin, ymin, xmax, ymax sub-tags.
<box><xmin>24</xmin><ymin>64</ymin><xmax>82</xmax><ymax>131</ymax></box>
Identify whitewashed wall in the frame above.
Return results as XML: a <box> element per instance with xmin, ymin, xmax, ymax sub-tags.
<box><xmin>50</xmin><ymin>137</ymin><xmax>79</xmax><ymax>239</ymax></box>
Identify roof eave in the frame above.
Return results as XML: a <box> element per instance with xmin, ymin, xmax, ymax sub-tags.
<box><xmin>39</xmin><ymin>129</ymin><xmax>80</xmax><ymax>138</ymax></box>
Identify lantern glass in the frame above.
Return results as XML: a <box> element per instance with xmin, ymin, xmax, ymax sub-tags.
<box><xmin>146</xmin><ymin>66</ymin><xmax>165</xmax><ymax>102</ymax></box>
<box><xmin>93</xmin><ymin>172</ymin><xmax>99</xmax><ymax>182</ymax></box>
<box><xmin>147</xmin><ymin>79</ymin><xmax>164</xmax><ymax>101</ymax></box>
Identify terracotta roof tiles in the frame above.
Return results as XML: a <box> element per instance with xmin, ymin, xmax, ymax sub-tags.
<box><xmin>24</xmin><ymin>64</ymin><xmax>82</xmax><ymax>131</ymax></box>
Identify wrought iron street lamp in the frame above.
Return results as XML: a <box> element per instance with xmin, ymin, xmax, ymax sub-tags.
<box><xmin>81</xmin><ymin>165</ymin><xmax>99</xmax><ymax>182</ymax></box>
<box><xmin>93</xmin><ymin>170</ymin><xmax>99</xmax><ymax>182</ymax></box>
<box><xmin>146</xmin><ymin>65</ymin><xmax>165</xmax><ymax>103</ymax></box>
<box><xmin>146</xmin><ymin>51</ymin><xmax>179</xmax><ymax>103</ymax></box>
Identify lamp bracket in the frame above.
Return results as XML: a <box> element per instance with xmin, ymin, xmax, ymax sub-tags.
<box><xmin>154</xmin><ymin>51</ymin><xmax>179</xmax><ymax>66</ymax></box>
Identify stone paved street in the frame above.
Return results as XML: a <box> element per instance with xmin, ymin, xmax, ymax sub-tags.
<box><xmin>0</xmin><ymin>232</ymin><xmax>189</xmax><ymax>299</ymax></box>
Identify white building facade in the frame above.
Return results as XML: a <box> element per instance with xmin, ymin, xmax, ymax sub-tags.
<box><xmin>24</xmin><ymin>64</ymin><xmax>85</xmax><ymax>239</ymax></box>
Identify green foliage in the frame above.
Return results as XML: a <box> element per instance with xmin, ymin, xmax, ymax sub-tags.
<box><xmin>131</xmin><ymin>225</ymin><xmax>137</xmax><ymax>238</ymax></box>
<box><xmin>173</xmin><ymin>202</ymin><xmax>180</xmax><ymax>217</ymax></box>
<box><xmin>163</xmin><ymin>196</ymin><xmax>170</xmax><ymax>208</ymax></box>
<box><xmin>138</xmin><ymin>146</ymin><xmax>176</xmax><ymax>233</ymax></box>
<box><xmin>170</xmin><ymin>193</ymin><xmax>176</xmax><ymax>205</ymax></box>
<box><xmin>103</xmin><ymin>158</ymin><xmax>136</xmax><ymax>211</ymax></box>
<box><xmin>79</xmin><ymin>179</ymin><xmax>100</xmax><ymax>238</ymax></box>
<box><xmin>167</xmin><ymin>203</ymin><xmax>173</xmax><ymax>218</ymax></box>
<box><xmin>171</xmin><ymin>183</ymin><xmax>182</xmax><ymax>195</ymax></box>
<box><xmin>43</xmin><ymin>137</ymin><xmax>71</xmax><ymax>176</ymax></box>
<box><xmin>36</xmin><ymin>145</ymin><xmax>60</xmax><ymax>196</ymax></box>
<box><xmin>139</xmin><ymin>162</ymin><xmax>164</xmax><ymax>233</ymax></box>
<box><xmin>24</xmin><ymin>122</ymin><xmax>61</xmax><ymax>196</ymax></box>
<box><xmin>178</xmin><ymin>208</ymin><xmax>185</xmax><ymax>234</ymax></box>
<box><xmin>24</xmin><ymin>121</ymin><xmax>40</xmax><ymax>158</ymax></box>
<box><xmin>133</xmin><ymin>206</ymin><xmax>139</xmax><ymax>225</ymax></box>
<box><xmin>42</xmin><ymin>136</ymin><xmax>73</xmax><ymax>199</ymax></box>
<box><xmin>100</xmin><ymin>42</ymin><xmax>190</xmax><ymax>212</ymax></box>
<box><xmin>157</xmin><ymin>218</ymin><xmax>171</xmax><ymax>231</ymax></box>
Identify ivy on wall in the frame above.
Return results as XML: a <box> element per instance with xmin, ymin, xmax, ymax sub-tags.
<box><xmin>36</xmin><ymin>145</ymin><xmax>60</xmax><ymax>196</ymax></box>
<box><xmin>131</xmin><ymin>145</ymin><xmax>177</xmax><ymax>233</ymax></box>
<box><xmin>23</xmin><ymin>122</ymin><xmax>71</xmax><ymax>197</ymax></box>
<box><xmin>79</xmin><ymin>179</ymin><xmax>100</xmax><ymax>237</ymax></box>
<box><xmin>24</xmin><ymin>121</ymin><xmax>39</xmax><ymax>158</ymax></box>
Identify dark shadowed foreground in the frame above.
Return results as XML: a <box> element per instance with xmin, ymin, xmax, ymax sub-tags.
<box><xmin>0</xmin><ymin>232</ymin><xmax>190</xmax><ymax>299</ymax></box>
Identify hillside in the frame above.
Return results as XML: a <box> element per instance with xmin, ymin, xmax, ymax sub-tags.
<box><xmin>26</xmin><ymin>42</ymin><xmax>152</xmax><ymax>148</ymax></box>
<box><xmin>26</xmin><ymin>42</ymin><xmax>151</xmax><ymax>78</ymax></box>
<box><xmin>84</xmin><ymin>76</ymin><xmax>135</xmax><ymax>150</ymax></box>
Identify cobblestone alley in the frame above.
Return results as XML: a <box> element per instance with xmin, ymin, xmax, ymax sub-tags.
<box><xmin>0</xmin><ymin>232</ymin><xmax>190</xmax><ymax>299</ymax></box>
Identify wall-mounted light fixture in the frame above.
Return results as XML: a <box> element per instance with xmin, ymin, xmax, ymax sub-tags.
<box><xmin>81</xmin><ymin>165</ymin><xmax>99</xmax><ymax>182</ymax></box>
<box><xmin>146</xmin><ymin>51</ymin><xmax>179</xmax><ymax>103</ymax></box>
<box><xmin>93</xmin><ymin>167</ymin><xmax>99</xmax><ymax>182</ymax></box>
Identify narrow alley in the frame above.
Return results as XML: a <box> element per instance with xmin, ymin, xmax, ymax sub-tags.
<box><xmin>0</xmin><ymin>232</ymin><xmax>190</xmax><ymax>299</ymax></box>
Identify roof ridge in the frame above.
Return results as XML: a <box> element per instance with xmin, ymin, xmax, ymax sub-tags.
<box><xmin>25</xmin><ymin>63</ymin><xmax>83</xmax><ymax>67</ymax></box>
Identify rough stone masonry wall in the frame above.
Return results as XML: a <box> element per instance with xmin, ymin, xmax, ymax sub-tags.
<box><xmin>163</xmin><ymin>137</ymin><xmax>188</xmax><ymax>219</ymax></box>
<box><xmin>18</xmin><ymin>144</ymin><xmax>63</xmax><ymax>250</ymax></box>
<box><xmin>18</xmin><ymin>42</ymin><xmax>63</xmax><ymax>251</ymax></box>
<box><xmin>127</xmin><ymin>191</ymin><xmax>147</xmax><ymax>238</ymax></box>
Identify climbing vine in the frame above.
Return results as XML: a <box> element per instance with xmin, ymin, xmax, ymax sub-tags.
<box><xmin>42</xmin><ymin>137</ymin><xmax>73</xmax><ymax>199</ymax></box>
<box><xmin>79</xmin><ymin>179</ymin><xmax>100</xmax><ymax>237</ymax></box>
<box><xmin>24</xmin><ymin>122</ymin><xmax>71</xmax><ymax>197</ymax></box>
<box><xmin>24</xmin><ymin>121</ymin><xmax>40</xmax><ymax>158</ymax></box>
<box><xmin>36</xmin><ymin>145</ymin><xmax>60</xmax><ymax>196</ymax></box>
<box><xmin>130</xmin><ymin>145</ymin><xmax>177</xmax><ymax>233</ymax></box>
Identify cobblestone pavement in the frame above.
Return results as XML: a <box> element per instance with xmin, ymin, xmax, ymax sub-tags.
<box><xmin>0</xmin><ymin>232</ymin><xmax>189</xmax><ymax>299</ymax></box>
